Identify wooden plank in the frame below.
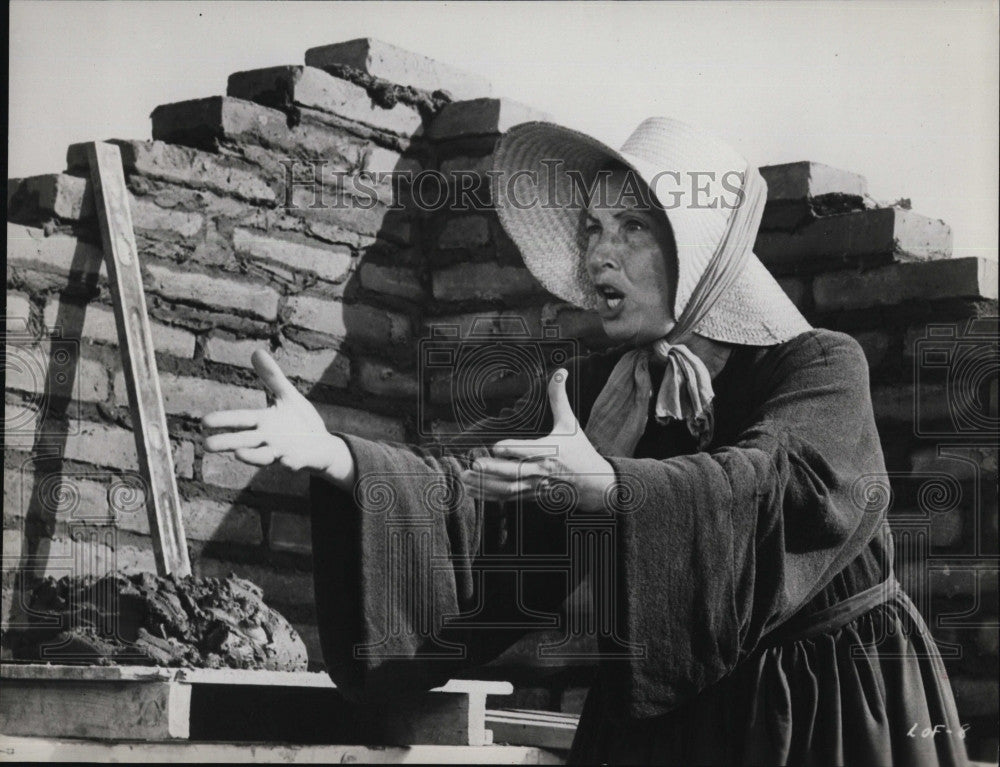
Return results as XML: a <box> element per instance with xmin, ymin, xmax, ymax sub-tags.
<box><xmin>0</xmin><ymin>736</ymin><xmax>567</xmax><ymax>764</ymax></box>
<box><xmin>0</xmin><ymin>679</ymin><xmax>191</xmax><ymax>740</ymax></box>
<box><xmin>86</xmin><ymin>141</ymin><xmax>189</xmax><ymax>577</ymax></box>
<box><xmin>486</xmin><ymin>709</ymin><xmax>579</xmax><ymax>751</ymax></box>
<box><xmin>0</xmin><ymin>665</ymin><xmax>513</xmax><ymax>746</ymax></box>
<box><xmin>0</xmin><ymin>664</ymin><xmax>513</xmax><ymax>696</ymax></box>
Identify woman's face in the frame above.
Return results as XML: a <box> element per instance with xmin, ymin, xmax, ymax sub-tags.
<box><xmin>583</xmin><ymin>168</ymin><xmax>676</xmax><ymax>345</ymax></box>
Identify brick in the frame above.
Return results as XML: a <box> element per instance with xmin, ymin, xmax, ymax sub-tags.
<box><xmin>43</xmin><ymin>300</ymin><xmax>196</xmax><ymax>358</ymax></box>
<box><xmin>437</xmin><ymin>215</ymin><xmax>491</xmax><ymax>249</ymax></box>
<box><xmin>909</xmin><ymin>448</ymin><xmax>986</xmax><ymax>483</ymax></box>
<box><xmin>432</xmin><ymin>262</ymin><xmax>544</xmax><ymax>301</ymax></box>
<box><xmin>6</xmin><ymin>292</ymin><xmax>31</xmax><ymax>328</ymax></box>
<box><xmin>11</xmin><ymin>174</ymin><xmax>94</xmax><ymax>221</ymax></box>
<box><xmin>130</xmin><ymin>196</ymin><xmax>204</xmax><ymax>238</ymax></box>
<box><xmin>61</xmin><ymin>420</ymin><xmax>193</xmax><ymax>476</ymax></box>
<box><xmin>755</xmin><ymin>208</ymin><xmax>952</xmax><ymax>274</ymax></box>
<box><xmin>314</xmin><ymin>402</ymin><xmax>405</xmax><ymax>442</ymax></box>
<box><xmin>848</xmin><ymin>330</ymin><xmax>893</xmax><ymax>370</ymax></box>
<box><xmin>421</xmin><ymin>307</ymin><xmax>545</xmax><ymax>341</ymax></box>
<box><xmin>951</xmin><ymin>677</ymin><xmax>998</xmax><ymax>717</ymax></box>
<box><xmin>1</xmin><ymin>470</ymin><xmax>111</xmax><ymax>526</ymax></box>
<box><xmin>67</xmin><ymin>139</ymin><xmax>276</xmax><ymax>205</ymax></box>
<box><xmin>4</xmin><ymin>468</ymin><xmax>26</xmax><ymax>519</ymax></box>
<box><xmin>3</xmin><ymin>534</ymin><xmax>158</xmax><ymax>579</ymax></box>
<box><xmin>355</xmin><ymin>358</ymin><xmax>419</xmax><ymax>399</ymax></box>
<box><xmin>7</xmin><ymin>177</ymin><xmax>24</xmax><ymax>209</ymax></box>
<box><xmin>359</xmin><ymin>263</ymin><xmax>425</xmax><ymax>300</ymax></box>
<box><xmin>114</xmin><ymin>371</ymin><xmax>266</xmax><ymax>419</ymax></box>
<box><xmin>232</xmin><ymin>228</ymin><xmax>354</xmax><ymax>283</ymax></box>
<box><xmin>776</xmin><ymin>277</ymin><xmax>809</xmax><ymax>310</ymax></box>
<box><xmin>813</xmin><ymin>258</ymin><xmax>998</xmax><ymax>313</ymax></box>
<box><xmin>759</xmin><ymin>161</ymin><xmax>868</xmax><ymax>201</ymax></box>
<box><xmin>152</xmin><ymin>97</ymin><xmax>370</xmax><ymax>162</ymax></box>
<box><xmin>174</xmin><ymin>442</ymin><xmax>196</xmax><ymax>479</ymax></box>
<box><xmin>145</xmin><ymin>262</ymin><xmax>280</xmax><ymax>320</ymax></box>
<box><xmin>195</xmin><ymin>558</ymin><xmax>315</xmax><ymax>605</ymax></box>
<box><xmin>227</xmin><ymin>66</ymin><xmax>423</xmax><ymax>137</ymax></box>
<box><xmin>902</xmin><ymin>321</ymin><xmax>1000</xmax><ymax>361</ymax></box>
<box><xmin>205</xmin><ymin>335</ymin><xmax>350</xmax><ymax>388</ymax></box>
<box><xmin>285</xmin><ymin>296</ymin><xmax>410</xmax><ymax>346</ymax></box>
<box><xmin>363</xmin><ymin>145</ymin><xmax>422</xmax><ymax>176</ymax></box>
<box><xmin>4</xmin><ymin>342</ymin><xmax>108</xmax><ymax>403</ymax></box>
<box><xmin>428</xmin><ymin>98</ymin><xmax>552</xmax><ymax>140</ymax></box>
<box><xmin>540</xmin><ymin>303</ymin><xmax>607</xmax><ymax>345</ymax></box>
<box><xmin>274</xmin><ymin>344</ymin><xmax>351</xmax><ymax>388</ymax></box>
<box><xmin>4</xmin><ymin>402</ymin><xmax>40</xmax><ymax>444</ymax></box>
<box><xmin>201</xmin><ymin>452</ymin><xmax>310</xmax><ymax>496</ymax></box>
<box><xmin>285</xmin><ymin>185</ymin><xmax>413</xmax><ymax>246</ymax></box>
<box><xmin>268</xmin><ymin>511</ymin><xmax>312</xmax><ymax>555</ymax></box>
<box><xmin>181</xmin><ymin>498</ymin><xmax>263</xmax><ymax>545</ymax></box>
<box><xmin>6</xmin><ymin>223</ymin><xmax>105</xmax><ymax>280</ymax></box>
<box><xmin>305</xmin><ymin>38</ymin><xmax>492</xmax><ymax>101</ymax></box>
<box><xmin>925</xmin><ymin>562</ymin><xmax>999</xmax><ymax>604</ymax></box>
<box><xmin>870</xmin><ymin>382</ymin><xmax>936</xmax><ymax>424</ymax></box>
<box><xmin>203</xmin><ymin>334</ymin><xmax>265</xmax><ymax>369</ymax></box>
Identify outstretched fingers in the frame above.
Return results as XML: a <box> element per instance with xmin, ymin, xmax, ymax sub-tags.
<box><xmin>202</xmin><ymin>409</ymin><xmax>264</xmax><ymax>429</ymax></box>
<box><xmin>204</xmin><ymin>430</ymin><xmax>267</xmax><ymax>453</ymax></box>
<box><xmin>235</xmin><ymin>446</ymin><xmax>278</xmax><ymax>466</ymax></box>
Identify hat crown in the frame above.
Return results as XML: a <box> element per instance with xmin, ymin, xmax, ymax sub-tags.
<box><xmin>619</xmin><ymin>117</ymin><xmax>748</xmax><ymax>178</ymax></box>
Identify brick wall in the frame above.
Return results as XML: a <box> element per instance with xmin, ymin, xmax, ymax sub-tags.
<box><xmin>4</xmin><ymin>37</ymin><xmax>997</xmax><ymax>760</ymax></box>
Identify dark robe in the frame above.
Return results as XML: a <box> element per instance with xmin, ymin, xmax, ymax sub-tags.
<box><xmin>310</xmin><ymin>327</ymin><xmax>968</xmax><ymax>766</ymax></box>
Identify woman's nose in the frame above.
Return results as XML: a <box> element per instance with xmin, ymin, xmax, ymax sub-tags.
<box><xmin>585</xmin><ymin>236</ymin><xmax>623</xmax><ymax>278</ymax></box>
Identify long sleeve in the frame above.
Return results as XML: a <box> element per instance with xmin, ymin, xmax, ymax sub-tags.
<box><xmin>309</xmin><ymin>354</ymin><xmax>602</xmax><ymax>699</ymax></box>
<box><xmin>596</xmin><ymin>328</ymin><xmax>890</xmax><ymax>718</ymax></box>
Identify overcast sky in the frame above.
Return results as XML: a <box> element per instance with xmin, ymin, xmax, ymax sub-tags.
<box><xmin>9</xmin><ymin>0</ymin><xmax>998</xmax><ymax>258</ymax></box>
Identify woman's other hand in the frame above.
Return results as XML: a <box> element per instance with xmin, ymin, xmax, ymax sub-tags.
<box><xmin>460</xmin><ymin>368</ymin><xmax>616</xmax><ymax>513</ymax></box>
<box><xmin>202</xmin><ymin>350</ymin><xmax>355</xmax><ymax>489</ymax></box>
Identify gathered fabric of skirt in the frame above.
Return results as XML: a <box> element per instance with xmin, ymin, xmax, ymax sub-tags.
<box><xmin>570</xmin><ymin>590</ymin><xmax>969</xmax><ymax>766</ymax></box>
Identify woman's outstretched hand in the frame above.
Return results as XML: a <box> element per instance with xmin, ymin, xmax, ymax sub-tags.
<box><xmin>202</xmin><ymin>350</ymin><xmax>355</xmax><ymax>488</ymax></box>
<box><xmin>459</xmin><ymin>368</ymin><xmax>617</xmax><ymax>513</ymax></box>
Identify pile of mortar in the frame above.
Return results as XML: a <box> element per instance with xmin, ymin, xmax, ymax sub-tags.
<box><xmin>11</xmin><ymin>571</ymin><xmax>308</xmax><ymax>671</ymax></box>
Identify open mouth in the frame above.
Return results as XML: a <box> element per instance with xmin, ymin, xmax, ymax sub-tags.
<box><xmin>597</xmin><ymin>285</ymin><xmax>625</xmax><ymax>311</ymax></box>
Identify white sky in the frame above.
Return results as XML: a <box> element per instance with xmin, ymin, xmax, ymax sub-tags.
<box><xmin>9</xmin><ymin>0</ymin><xmax>999</xmax><ymax>258</ymax></box>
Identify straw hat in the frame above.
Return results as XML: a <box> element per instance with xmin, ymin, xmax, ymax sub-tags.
<box><xmin>491</xmin><ymin>117</ymin><xmax>811</xmax><ymax>346</ymax></box>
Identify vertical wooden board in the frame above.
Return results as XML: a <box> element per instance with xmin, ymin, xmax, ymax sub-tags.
<box><xmin>86</xmin><ymin>141</ymin><xmax>189</xmax><ymax>577</ymax></box>
<box><xmin>0</xmin><ymin>679</ymin><xmax>191</xmax><ymax>740</ymax></box>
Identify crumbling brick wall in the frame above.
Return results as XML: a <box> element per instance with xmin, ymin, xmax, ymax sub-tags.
<box><xmin>4</xmin><ymin>37</ymin><xmax>997</xmax><ymax>760</ymax></box>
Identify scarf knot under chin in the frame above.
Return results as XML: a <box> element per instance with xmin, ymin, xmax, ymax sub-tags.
<box><xmin>583</xmin><ymin>341</ymin><xmax>716</xmax><ymax>458</ymax></box>
<box><xmin>580</xmin><ymin>162</ymin><xmax>768</xmax><ymax>459</ymax></box>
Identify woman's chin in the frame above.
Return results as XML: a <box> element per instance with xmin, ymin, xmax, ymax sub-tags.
<box><xmin>600</xmin><ymin>317</ymin><xmax>672</xmax><ymax>346</ymax></box>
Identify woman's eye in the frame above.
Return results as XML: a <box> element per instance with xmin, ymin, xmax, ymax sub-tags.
<box><xmin>623</xmin><ymin>218</ymin><xmax>647</xmax><ymax>233</ymax></box>
<box><xmin>584</xmin><ymin>222</ymin><xmax>602</xmax><ymax>236</ymax></box>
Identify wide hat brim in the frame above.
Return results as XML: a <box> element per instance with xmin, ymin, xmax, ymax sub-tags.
<box><xmin>491</xmin><ymin>118</ymin><xmax>811</xmax><ymax>346</ymax></box>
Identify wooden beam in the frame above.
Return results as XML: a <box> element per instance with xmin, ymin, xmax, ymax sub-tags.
<box><xmin>0</xmin><ymin>679</ymin><xmax>191</xmax><ymax>740</ymax></box>
<box><xmin>86</xmin><ymin>142</ymin><xmax>189</xmax><ymax>577</ymax></box>
<box><xmin>0</xmin><ymin>736</ymin><xmax>566</xmax><ymax>764</ymax></box>
<box><xmin>0</xmin><ymin>665</ymin><xmax>514</xmax><ymax>747</ymax></box>
<box><xmin>486</xmin><ymin>709</ymin><xmax>579</xmax><ymax>751</ymax></box>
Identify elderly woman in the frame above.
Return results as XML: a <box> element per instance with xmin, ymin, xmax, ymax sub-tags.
<box><xmin>204</xmin><ymin>118</ymin><xmax>967</xmax><ymax>766</ymax></box>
